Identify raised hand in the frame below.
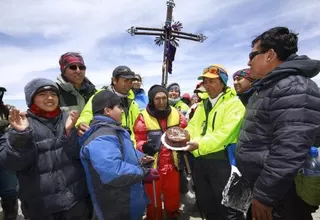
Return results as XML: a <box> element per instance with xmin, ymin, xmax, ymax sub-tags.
<box><xmin>65</xmin><ymin>111</ymin><xmax>80</xmax><ymax>135</ymax></box>
<box><xmin>8</xmin><ymin>108</ymin><xmax>29</xmax><ymax>131</ymax></box>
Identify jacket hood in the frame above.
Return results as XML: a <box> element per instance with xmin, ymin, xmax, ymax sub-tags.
<box><xmin>78</xmin><ymin>115</ymin><xmax>123</xmax><ymax>147</ymax></box>
<box><xmin>254</xmin><ymin>54</ymin><xmax>320</xmax><ymax>89</ymax></box>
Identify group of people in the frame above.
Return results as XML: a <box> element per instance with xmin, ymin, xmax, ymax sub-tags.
<box><xmin>0</xmin><ymin>26</ymin><xmax>319</xmax><ymax>220</ymax></box>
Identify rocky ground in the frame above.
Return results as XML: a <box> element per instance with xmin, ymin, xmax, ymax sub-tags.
<box><xmin>0</xmin><ymin>201</ymin><xmax>319</xmax><ymax>220</ymax></box>
<box><xmin>0</xmin><ymin>190</ymin><xmax>319</xmax><ymax>220</ymax></box>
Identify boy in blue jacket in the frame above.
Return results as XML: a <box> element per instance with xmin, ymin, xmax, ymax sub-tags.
<box><xmin>79</xmin><ymin>90</ymin><xmax>159</xmax><ymax>220</ymax></box>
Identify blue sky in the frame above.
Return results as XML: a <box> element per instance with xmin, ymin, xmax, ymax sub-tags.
<box><xmin>1</xmin><ymin>0</ymin><xmax>320</xmax><ymax>110</ymax></box>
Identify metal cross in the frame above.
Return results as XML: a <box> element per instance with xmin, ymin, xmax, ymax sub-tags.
<box><xmin>127</xmin><ymin>0</ymin><xmax>207</xmax><ymax>87</ymax></box>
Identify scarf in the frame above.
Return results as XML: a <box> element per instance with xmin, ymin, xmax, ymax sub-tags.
<box><xmin>146</xmin><ymin>104</ymin><xmax>171</xmax><ymax>120</ymax></box>
<box><xmin>169</xmin><ymin>97</ymin><xmax>181</xmax><ymax>106</ymax></box>
<box><xmin>30</xmin><ymin>104</ymin><xmax>61</xmax><ymax>119</ymax></box>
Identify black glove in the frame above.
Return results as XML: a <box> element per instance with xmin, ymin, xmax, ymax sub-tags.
<box><xmin>142</xmin><ymin>142</ymin><xmax>157</xmax><ymax>156</ymax></box>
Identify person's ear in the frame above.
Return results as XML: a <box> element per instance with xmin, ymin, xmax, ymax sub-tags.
<box><xmin>103</xmin><ymin>107</ymin><xmax>110</xmax><ymax>115</ymax></box>
<box><xmin>266</xmin><ymin>49</ymin><xmax>276</xmax><ymax>62</ymax></box>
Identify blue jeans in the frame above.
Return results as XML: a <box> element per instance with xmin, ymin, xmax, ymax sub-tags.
<box><xmin>0</xmin><ymin>169</ymin><xmax>18</xmax><ymax>200</ymax></box>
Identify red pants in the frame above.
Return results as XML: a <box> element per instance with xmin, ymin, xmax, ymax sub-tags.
<box><xmin>145</xmin><ymin>168</ymin><xmax>180</xmax><ymax>220</ymax></box>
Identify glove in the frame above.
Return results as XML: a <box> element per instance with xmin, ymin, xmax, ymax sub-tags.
<box><xmin>143</xmin><ymin>168</ymin><xmax>160</xmax><ymax>182</ymax></box>
<box><xmin>142</xmin><ymin>142</ymin><xmax>157</xmax><ymax>156</ymax></box>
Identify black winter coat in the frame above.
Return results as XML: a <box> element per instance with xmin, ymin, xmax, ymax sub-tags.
<box><xmin>236</xmin><ymin>54</ymin><xmax>320</xmax><ymax>207</ymax></box>
<box><xmin>0</xmin><ymin>111</ymin><xmax>88</xmax><ymax>218</ymax></box>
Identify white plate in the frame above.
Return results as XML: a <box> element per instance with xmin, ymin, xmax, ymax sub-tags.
<box><xmin>161</xmin><ymin>133</ymin><xmax>189</xmax><ymax>151</ymax></box>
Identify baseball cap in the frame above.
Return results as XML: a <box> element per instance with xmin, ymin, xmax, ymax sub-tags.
<box><xmin>112</xmin><ymin>66</ymin><xmax>136</xmax><ymax>79</ymax></box>
<box><xmin>198</xmin><ymin>64</ymin><xmax>228</xmax><ymax>85</ymax></box>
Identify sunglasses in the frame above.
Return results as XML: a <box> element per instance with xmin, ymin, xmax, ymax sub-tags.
<box><xmin>69</xmin><ymin>65</ymin><xmax>86</xmax><ymax>71</ymax></box>
<box><xmin>202</xmin><ymin>66</ymin><xmax>226</xmax><ymax>75</ymax></box>
<box><xmin>249</xmin><ymin>50</ymin><xmax>266</xmax><ymax>61</ymax></box>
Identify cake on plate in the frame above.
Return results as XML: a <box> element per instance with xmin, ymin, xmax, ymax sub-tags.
<box><xmin>165</xmin><ymin>127</ymin><xmax>190</xmax><ymax>147</ymax></box>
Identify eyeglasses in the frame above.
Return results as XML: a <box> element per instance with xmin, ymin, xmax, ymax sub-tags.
<box><xmin>69</xmin><ymin>65</ymin><xmax>86</xmax><ymax>71</ymax></box>
<box><xmin>249</xmin><ymin>50</ymin><xmax>266</xmax><ymax>61</ymax></box>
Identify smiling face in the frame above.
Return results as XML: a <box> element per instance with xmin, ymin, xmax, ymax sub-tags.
<box><xmin>168</xmin><ymin>87</ymin><xmax>180</xmax><ymax>99</ymax></box>
<box><xmin>63</xmin><ymin>63</ymin><xmax>86</xmax><ymax>88</ymax></box>
<box><xmin>33</xmin><ymin>90</ymin><xmax>59</xmax><ymax>112</ymax></box>
<box><xmin>112</xmin><ymin>77</ymin><xmax>133</xmax><ymax>95</ymax></box>
<box><xmin>233</xmin><ymin>76</ymin><xmax>252</xmax><ymax>94</ymax></box>
<box><xmin>132</xmin><ymin>75</ymin><xmax>142</xmax><ymax>89</ymax></box>
<box><xmin>203</xmin><ymin>77</ymin><xmax>224</xmax><ymax>99</ymax></box>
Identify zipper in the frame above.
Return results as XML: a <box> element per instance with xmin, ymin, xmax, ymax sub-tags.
<box><xmin>211</xmin><ymin>112</ymin><xmax>217</xmax><ymax>131</ymax></box>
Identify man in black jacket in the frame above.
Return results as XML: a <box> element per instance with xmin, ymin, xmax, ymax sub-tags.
<box><xmin>236</xmin><ymin>27</ymin><xmax>320</xmax><ymax>220</ymax></box>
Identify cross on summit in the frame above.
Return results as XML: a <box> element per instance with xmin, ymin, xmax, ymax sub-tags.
<box><xmin>127</xmin><ymin>0</ymin><xmax>208</xmax><ymax>87</ymax></box>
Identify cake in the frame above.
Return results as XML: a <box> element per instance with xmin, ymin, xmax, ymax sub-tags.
<box><xmin>165</xmin><ymin>127</ymin><xmax>190</xmax><ymax>147</ymax></box>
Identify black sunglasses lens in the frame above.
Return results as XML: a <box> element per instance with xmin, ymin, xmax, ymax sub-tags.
<box><xmin>249</xmin><ymin>51</ymin><xmax>265</xmax><ymax>60</ymax></box>
<box><xmin>69</xmin><ymin>65</ymin><xmax>77</xmax><ymax>70</ymax></box>
<box><xmin>249</xmin><ymin>52</ymin><xmax>255</xmax><ymax>60</ymax></box>
<box><xmin>69</xmin><ymin>65</ymin><xmax>86</xmax><ymax>70</ymax></box>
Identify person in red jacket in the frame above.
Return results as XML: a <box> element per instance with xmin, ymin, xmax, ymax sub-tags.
<box><xmin>134</xmin><ymin>84</ymin><xmax>187</xmax><ymax>220</ymax></box>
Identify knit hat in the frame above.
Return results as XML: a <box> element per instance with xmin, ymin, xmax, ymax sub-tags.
<box><xmin>112</xmin><ymin>66</ymin><xmax>136</xmax><ymax>79</ymax></box>
<box><xmin>148</xmin><ymin>84</ymin><xmax>168</xmax><ymax>103</ymax></box>
<box><xmin>167</xmin><ymin>83</ymin><xmax>180</xmax><ymax>94</ymax></box>
<box><xmin>182</xmin><ymin>93</ymin><xmax>191</xmax><ymax>101</ymax></box>
<box><xmin>198</xmin><ymin>64</ymin><xmax>228</xmax><ymax>85</ymax></box>
<box><xmin>24</xmin><ymin>78</ymin><xmax>59</xmax><ymax>107</ymax></box>
<box><xmin>232</xmin><ymin>68</ymin><xmax>254</xmax><ymax>82</ymax></box>
<box><xmin>92</xmin><ymin>90</ymin><xmax>121</xmax><ymax>114</ymax></box>
<box><xmin>59</xmin><ymin>52</ymin><xmax>85</xmax><ymax>73</ymax></box>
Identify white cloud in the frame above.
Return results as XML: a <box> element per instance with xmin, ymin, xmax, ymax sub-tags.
<box><xmin>1</xmin><ymin>0</ymin><xmax>320</xmax><ymax>110</ymax></box>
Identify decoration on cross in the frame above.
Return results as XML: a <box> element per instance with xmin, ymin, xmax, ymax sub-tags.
<box><xmin>127</xmin><ymin>0</ymin><xmax>207</xmax><ymax>87</ymax></box>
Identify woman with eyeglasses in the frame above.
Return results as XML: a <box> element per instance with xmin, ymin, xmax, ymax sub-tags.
<box><xmin>132</xmin><ymin>73</ymin><xmax>148</xmax><ymax>110</ymax></box>
<box><xmin>232</xmin><ymin>68</ymin><xmax>255</xmax><ymax>106</ymax></box>
<box><xmin>57</xmin><ymin>52</ymin><xmax>96</xmax><ymax>113</ymax></box>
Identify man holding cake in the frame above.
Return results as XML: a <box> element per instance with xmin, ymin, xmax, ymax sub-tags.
<box><xmin>134</xmin><ymin>84</ymin><xmax>187</xmax><ymax>220</ymax></box>
<box><xmin>184</xmin><ymin>64</ymin><xmax>246</xmax><ymax>220</ymax></box>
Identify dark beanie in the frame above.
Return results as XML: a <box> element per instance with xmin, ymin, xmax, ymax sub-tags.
<box><xmin>92</xmin><ymin>90</ymin><xmax>121</xmax><ymax>114</ymax></box>
<box><xmin>24</xmin><ymin>78</ymin><xmax>59</xmax><ymax>107</ymax></box>
<box><xmin>148</xmin><ymin>84</ymin><xmax>168</xmax><ymax>103</ymax></box>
